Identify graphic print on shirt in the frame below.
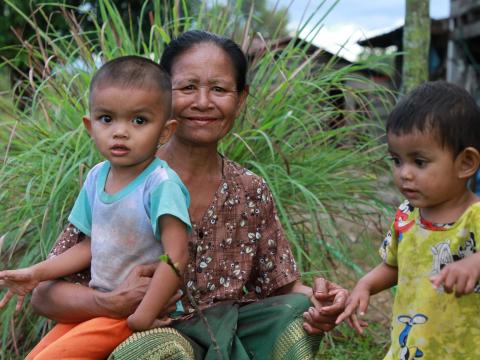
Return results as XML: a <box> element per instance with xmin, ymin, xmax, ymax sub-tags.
<box><xmin>397</xmin><ymin>314</ymin><xmax>428</xmax><ymax>360</ymax></box>
<box><xmin>394</xmin><ymin>201</ymin><xmax>415</xmax><ymax>240</ymax></box>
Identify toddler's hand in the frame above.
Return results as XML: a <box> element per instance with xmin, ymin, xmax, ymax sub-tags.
<box><xmin>127</xmin><ymin>312</ymin><xmax>172</xmax><ymax>332</ymax></box>
<box><xmin>0</xmin><ymin>267</ymin><xmax>39</xmax><ymax>311</ymax></box>
<box><xmin>335</xmin><ymin>285</ymin><xmax>370</xmax><ymax>334</ymax></box>
<box><xmin>149</xmin><ymin>316</ymin><xmax>173</xmax><ymax>329</ymax></box>
<box><xmin>430</xmin><ymin>253</ymin><xmax>480</xmax><ymax>297</ymax></box>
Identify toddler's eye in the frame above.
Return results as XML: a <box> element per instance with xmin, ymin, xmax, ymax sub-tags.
<box><xmin>415</xmin><ymin>158</ymin><xmax>427</xmax><ymax>167</ymax></box>
<box><xmin>388</xmin><ymin>156</ymin><xmax>400</xmax><ymax>166</ymax></box>
<box><xmin>99</xmin><ymin>115</ymin><xmax>112</xmax><ymax>124</ymax></box>
<box><xmin>132</xmin><ymin>117</ymin><xmax>147</xmax><ymax>125</ymax></box>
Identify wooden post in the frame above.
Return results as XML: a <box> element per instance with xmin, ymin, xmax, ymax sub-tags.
<box><xmin>402</xmin><ymin>0</ymin><xmax>430</xmax><ymax>94</ymax></box>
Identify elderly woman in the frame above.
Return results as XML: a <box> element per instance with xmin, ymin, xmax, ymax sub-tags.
<box><xmin>31</xmin><ymin>31</ymin><xmax>347</xmax><ymax>359</ymax></box>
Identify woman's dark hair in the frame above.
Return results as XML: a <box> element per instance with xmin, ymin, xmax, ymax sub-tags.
<box><xmin>160</xmin><ymin>30</ymin><xmax>248</xmax><ymax>92</ymax></box>
<box><xmin>386</xmin><ymin>81</ymin><xmax>480</xmax><ymax>155</ymax></box>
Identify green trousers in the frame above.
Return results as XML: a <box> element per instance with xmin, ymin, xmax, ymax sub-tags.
<box><xmin>110</xmin><ymin>293</ymin><xmax>322</xmax><ymax>360</ymax></box>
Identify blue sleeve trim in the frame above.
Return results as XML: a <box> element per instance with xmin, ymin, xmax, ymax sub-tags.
<box><xmin>149</xmin><ymin>180</ymin><xmax>192</xmax><ymax>240</ymax></box>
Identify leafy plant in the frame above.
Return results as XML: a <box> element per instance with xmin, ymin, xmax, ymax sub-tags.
<box><xmin>0</xmin><ymin>0</ymin><xmax>393</xmax><ymax>357</ymax></box>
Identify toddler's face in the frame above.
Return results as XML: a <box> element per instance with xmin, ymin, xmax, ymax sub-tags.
<box><xmin>387</xmin><ymin>130</ymin><xmax>464</xmax><ymax>216</ymax></box>
<box><xmin>84</xmin><ymin>85</ymin><xmax>172</xmax><ymax>173</ymax></box>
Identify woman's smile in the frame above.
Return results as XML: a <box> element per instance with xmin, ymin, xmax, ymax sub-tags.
<box><xmin>187</xmin><ymin>117</ymin><xmax>219</xmax><ymax>124</ymax></box>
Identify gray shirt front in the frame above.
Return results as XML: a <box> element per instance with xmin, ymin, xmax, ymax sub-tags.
<box><xmin>68</xmin><ymin>158</ymin><xmax>191</xmax><ymax>292</ymax></box>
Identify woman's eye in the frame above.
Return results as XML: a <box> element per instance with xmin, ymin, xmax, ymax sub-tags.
<box><xmin>211</xmin><ymin>86</ymin><xmax>226</xmax><ymax>93</ymax></box>
<box><xmin>99</xmin><ymin>115</ymin><xmax>112</xmax><ymax>124</ymax></box>
<box><xmin>132</xmin><ymin>117</ymin><xmax>147</xmax><ymax>125</ymax></box>
<box><xmin>181</xmin><ymin>85</ymin><xmax>196</xmax><ymax>92</ymax></box>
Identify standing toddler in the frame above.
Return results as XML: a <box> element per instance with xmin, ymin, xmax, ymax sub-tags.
<box><xmin>337</xmin><ymin>81</ymin><xmax>480</xmax><ymax>359</ymax></box>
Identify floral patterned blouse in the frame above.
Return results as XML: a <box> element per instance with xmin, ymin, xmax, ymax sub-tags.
<box><xmin>50</xmin><ymin>158</ymin><xmax>299</xmax><ymax>311</ymax></box>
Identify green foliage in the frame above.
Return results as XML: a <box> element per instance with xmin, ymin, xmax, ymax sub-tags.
<box><xmin>317</xmin><ymin>324</ymin><xmax>389</xmax><ymax>359</ymax></box>
<box><xmin>0</xmin><ymin>1</ymin><xmax>82</xmax><ymax>57</ymax></box>
<box><xmin>0</xmin><ymin>1</ymin><xmax>202</xmax><ymax>51</ymax></box>
<box><xmin>0</xmin><ymin>0</ymin><xmax>394</xmax><ymax>357</ymax></box>
<box><xmin>209</xmin><ymin>0</ymin><xmax>290</xmax><ymax>39</ymax></box>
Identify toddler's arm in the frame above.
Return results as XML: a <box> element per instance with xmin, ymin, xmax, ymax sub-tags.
<box><xmin>0</xmin><ymin>238</ymin><xmax>91</xmax><ymax>311</ymax></box>
<box><xmin>430</xmin><ymin>252</ymin><xmax>480</xmax><ymax>296</ymax></box>
<box><xmin>127</xmin><ymin>215</ymin><xmax>189</xmax><ymax>331</ymax></box>
<box><xmin>336</xmin><ymin>262</ymin><xmax>397</xmax><ymax>334</ymax></box>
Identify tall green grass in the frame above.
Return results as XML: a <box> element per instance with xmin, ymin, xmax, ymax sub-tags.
<box><xmin>0</xmin><ymin>0</ymin><xmax>393</xmax><ymax>357</ymax></box>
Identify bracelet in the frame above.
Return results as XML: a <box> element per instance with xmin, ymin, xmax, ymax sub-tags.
<box><xmin>159</xmin><ymin>254</ymin><xmax>181</xmax><ymax>278</ymax></box>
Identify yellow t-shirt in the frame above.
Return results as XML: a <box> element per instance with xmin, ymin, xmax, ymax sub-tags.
<box><xmin>380</xmin><ymin>200</ymin><xmax>480</xmax><ymax>360</ymax></box>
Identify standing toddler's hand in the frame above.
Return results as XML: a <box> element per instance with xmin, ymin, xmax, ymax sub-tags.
<box><xmin>335</xmin><ymin>284</ymin><xmax>370</xmax><ymax>334</ymax></box>
<box><xmin>0</xmin><ymin>267</ymin><xmax>39</xmax><ymax>311</ymax></box>
<box><xmin>430</xmin><ymin>253</ymin><xmax>480</xmax><ymax>297</ymax></box>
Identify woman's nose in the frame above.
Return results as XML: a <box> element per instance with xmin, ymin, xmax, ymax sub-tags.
<box><xmin>193</xmin><ymin>86</ymin><xmax>213</xmax><ymax>110</ymax></box>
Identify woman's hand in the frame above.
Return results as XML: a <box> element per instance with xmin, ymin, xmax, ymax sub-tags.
<box><xmin>95</xmin><ymin>262</ymin><xmax>182</xmax><ymax>319</ymax></box>
<box><xmin>302</xmin><ymin>277</ymin><xmax>349</xmax><ymax>335</ymax></box>
<box><xmin>31</xmin><ymin>262</ymin><xmax>181</xmax><ymax>323</ymax></box>
<box><xmin>96</xmin><ymin>263</ymin><xmax>157</xmax><ymax>318</ymax></box>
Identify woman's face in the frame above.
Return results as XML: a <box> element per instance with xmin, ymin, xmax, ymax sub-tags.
<box><xmin>170</xmin><ymin>42</ymin><xmax>247</xmax><ymax>146</ymax></box>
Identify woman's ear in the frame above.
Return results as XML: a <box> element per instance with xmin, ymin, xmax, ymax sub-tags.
<box><xmin>158</xmin><ymin>119</ymin><xmax>178</xmax><ymax>146</ymax></box>
<box><xmin>456</xmin><ymin>147</ymin><xmax>480</xmax><ymax>179</ymax></box>
<box><xmin>82</xmin><ymin>116</ymin><xmax>93</xmax><ymax>136</ymax></box>
<box><xmin>236</xmin><ymin>86</ymin><xmax>249</xmax><ymax>116</ymax></box>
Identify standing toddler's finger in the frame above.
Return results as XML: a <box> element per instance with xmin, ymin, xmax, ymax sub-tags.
<box><xmin>335</xmin><ymin>311</ymin><xmax>347</xmax><ymax>325</ymax></box>
<box><xmin>442</xmin><ymin>271</ymin><xmax>456</xmax><ymax>293</ymax></box>
<box><xmin>429</xmin><ymin>274</ymin><xmax>441</xmax><ymax>289</ymax></box>
<box><xmin>464</xmin><ymin>278</ymin><xmax>477</xmax><ymax>295</ymax></box>
<box><xmin>346</xmin><ymin>316</ymin><xmax>354</xmax><ymax>329</ymax></box>
<box><xmin>350</xmin><ymin>314</ymin><xmax>364</xmax><ymax>334</ymax></box>
<box><xmin>454</xmin><ymin>276</ymin><xmax>467</xmax><ymax>297</ymax></box>
<box><xmin>358</xmin><ymin>296</ymin><xmax>369</xmax><ymax>316</ymax></box>
<box><xmin>335</xmin><ymin>301</ymin><xmax>355</xmax><ymax>324</ymax></box>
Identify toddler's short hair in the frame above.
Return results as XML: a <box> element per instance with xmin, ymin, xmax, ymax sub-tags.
<box><xmin>386</xmin><ymin>81</ymin><xmax>480</xmax><ymax>155</ymax></box>
<box><xmin>89</xmin><ymin>55</ymin><xmax>171</xmax><ymax>111</ymax></box>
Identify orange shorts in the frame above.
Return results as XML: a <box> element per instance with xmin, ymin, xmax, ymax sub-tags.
<box><xmin>26</xmin><ymin>317</ymin><xmax>132</xmax><ymax>359</ymax></box>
